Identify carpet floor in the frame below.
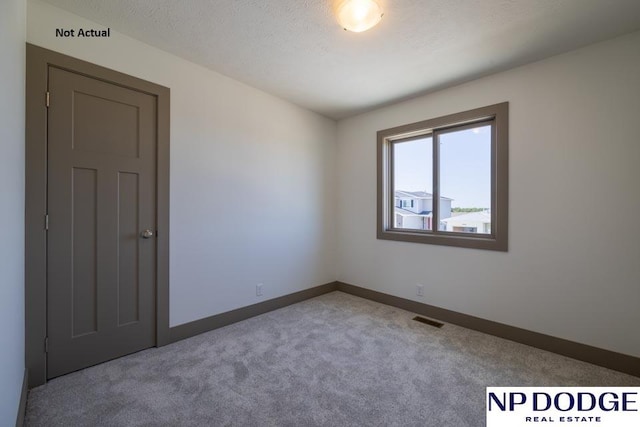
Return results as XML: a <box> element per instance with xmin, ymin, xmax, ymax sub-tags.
<box><xmin>25</xmin><ymin>291</ymin><xmax>639</xmax><ymax>426</ymax></box>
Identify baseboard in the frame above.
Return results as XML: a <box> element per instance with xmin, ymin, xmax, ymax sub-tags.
<box><xmin>16</xmin><ymin>369</ymin><xmax>28</xmax><ymax>427</ymax></box>
<box><xmin>164</xmin><ymin>279</ymin><xmax>638</xmax><ymax>377</ymax></box>
<box><xmin>336</xmin><ymin>281</ymin><xmax>640</xmax><ymax>378</ymax></box>
<box><xmin>169</xmin><ymin>281</ymin><xmax>339</xmax><ymax>343</ymax></box>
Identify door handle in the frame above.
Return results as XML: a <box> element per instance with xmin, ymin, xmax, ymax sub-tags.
<box><xmin>141</xmin><ymin>229</ymin><xmax>154</xmax><ymax>239</ymax></box>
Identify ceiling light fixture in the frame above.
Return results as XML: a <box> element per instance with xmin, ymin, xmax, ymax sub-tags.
<box><xmin>336</xmin><ymin>0</ymin><xmax>383</xmax><ymax>33</ymax></box>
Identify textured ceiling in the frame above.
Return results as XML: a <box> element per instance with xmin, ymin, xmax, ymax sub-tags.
<box><xmin>40</xmin><ymin>0</ymin><xmax>640</xmax><ymax>119</ymax></box>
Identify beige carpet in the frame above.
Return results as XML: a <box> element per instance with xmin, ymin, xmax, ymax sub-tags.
<box><xmin>26</xmin><ymin>291</ymin><xmax>639</xmax><ymax>426</ymax></box>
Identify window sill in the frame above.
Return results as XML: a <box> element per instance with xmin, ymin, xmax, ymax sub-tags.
<box><xmin>377</xmin><ymin>229</ymin><xmax>507</xmax><ymax>251</ymax></box>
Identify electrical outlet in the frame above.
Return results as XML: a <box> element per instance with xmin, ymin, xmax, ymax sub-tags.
<box><xmin>416</xmin><ymin>284</ymin><xmax>424</xmax><ymax>297</ymax></box>
<box><xmin>256</xmin><ymin>283</ymin><xmax>263</xmax><ymax>297</ymax></box>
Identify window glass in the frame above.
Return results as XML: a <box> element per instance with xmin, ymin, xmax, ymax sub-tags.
<box><xmin>392</xmin><ymin>136</ymin><xmax>433</xmax><ymax>231</ymax></box>
<box><xmin>439</xmin><ymin>125</ymin><xmax>492</xmax><ymax>234</ymax></box>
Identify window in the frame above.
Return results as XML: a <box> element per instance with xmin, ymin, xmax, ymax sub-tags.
<box><xmin>377</xmin><ymin>102</ymin><xmax>508</xmax><ymax>251</ymax></box>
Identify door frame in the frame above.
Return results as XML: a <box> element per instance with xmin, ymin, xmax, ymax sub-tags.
<box><xmin>25</xmin><ymin>44</ymin><xmax>170</xmax><ymax>388</ymax></box>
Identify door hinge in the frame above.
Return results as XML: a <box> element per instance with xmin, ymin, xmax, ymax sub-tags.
<box><xmin>45</xmin><ymin>214</ymin><xmax>49</xmax><ymax>231</ymax></box>
<box><xmin>45</xmin><ymin>337</ymin><xmax>49</xmax><ymax>353</ymax></box>
<box><xmin>46</xmin><ymin>91</ymin><xmax>50</xmax><ymax>108</ymax></box>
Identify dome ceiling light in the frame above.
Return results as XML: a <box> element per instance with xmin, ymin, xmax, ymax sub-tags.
<box><xmin>336</xmin><ymin>0</ymin><xmax>384</xmax><ymax>33</ymax></box>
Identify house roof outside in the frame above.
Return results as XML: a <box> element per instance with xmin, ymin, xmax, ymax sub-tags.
<box><xmin>441</xmin><ymin>211</ymin><xmax>491</xmax><ymax>224</ymax></box>
<box><xmin>395</xmin><ymin>207</ymin><xmax>432</xmax><ymax>217</ymax></box>
<box><xmin>395</xmin><ymin>190</ymin><xmax>452</xmax><ymax>201</ymax></box>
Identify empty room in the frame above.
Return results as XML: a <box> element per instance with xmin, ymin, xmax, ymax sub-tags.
<box><xmin>2</xmin><ymin>0</ymin><xmax>640</xmax><ymax>426</ymax></box>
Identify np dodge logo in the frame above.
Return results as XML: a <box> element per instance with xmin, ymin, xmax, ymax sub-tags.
<box><xmin>486</xmin><ymin>387</ymin><xmax>640</xmax><ymax>427</ymax></box>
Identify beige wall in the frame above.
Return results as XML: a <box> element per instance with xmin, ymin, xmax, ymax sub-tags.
<box><xmin>336</xmin><ymin>31</ymin><xmax>640</xmax><ymax>357</ymax></box>
<box><xmin>0</xmin><ymin>0</ymin><xmax>26</xmax><ymax>421</ymax></box>
<box><xmin>27</xmin><ymin>0</ymin><xmax>337</xmax><ymax>327</ymax></box>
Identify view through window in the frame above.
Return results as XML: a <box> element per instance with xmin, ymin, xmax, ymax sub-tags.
<box><xmin>378</xmin><ymin>103</ymin><xmax>508</xmax><ymax>251</ymax></box>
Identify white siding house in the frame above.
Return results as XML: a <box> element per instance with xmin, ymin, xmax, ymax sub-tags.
<box><xmin>394</xmin><ymin>191</ymin><xmax>452</xmax><ymax>230</ymax></box>
<box><xmin>442</xmin><ymin>211</ymin><xmax>491</xmax><ymax>234</ymax></box>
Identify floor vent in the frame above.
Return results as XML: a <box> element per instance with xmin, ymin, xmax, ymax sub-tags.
<box><xmin>412</xmin><ymin>316</ymin><xmax>444</xmax><ymax>328</ymax></box>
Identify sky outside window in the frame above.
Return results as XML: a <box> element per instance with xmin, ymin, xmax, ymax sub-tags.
<box><xmin>439</xmin><ymin>125</ymin><xmax>491</xmax><ymax>209</ymax></box>
<box><xmin>393</xmin><ymin>126</ymin><xmax>491</xmax><ymax>209</ymax></box>
<box><xmin>393</xmin><ymin>136</ymin><xmax>433</xmax><ymax>194</ymax></box>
